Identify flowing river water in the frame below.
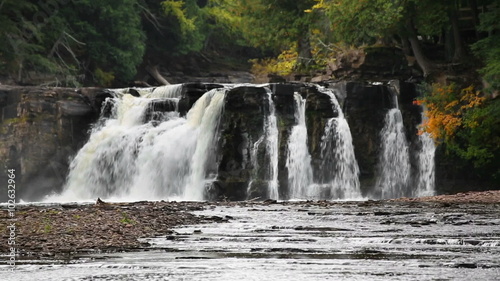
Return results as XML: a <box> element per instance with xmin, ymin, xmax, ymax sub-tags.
<box><xmin>2</xmin><ymin>201</ymin><xmax>499</xmax><ymax>280</ymax></box>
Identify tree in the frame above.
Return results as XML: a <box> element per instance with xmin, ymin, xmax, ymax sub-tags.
<box><xmin>0</xmin><ymin>0</ymin><xmax>64</xmax><ymax>82</ymax></box>
<box><xmin>315</xmin><ymin>0</ymin><xmax>473</xmax><ymax>76</ymax></box>
<box><xmin>53</xmin><ymin>0</ymin><xmax>146</xmax><ymax>85</ymax></box>
<box><xmin>471</xmin><ymin>3</ymin><xmax>500</xmax><ymax>92</ymax></box>
<box><xmin>233</xmin><ymin>0</ymin><xmax>317</xmax><ymax>68</ymax></box>
<box><xmin>0</xmin><ymin>0</ymin><xmax>146</xmax><ymax>86</ymax></box>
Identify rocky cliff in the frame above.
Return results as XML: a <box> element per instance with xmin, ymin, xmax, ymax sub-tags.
<box><xmin>0</xmin><ymin>86</ymin><xmax>109</xmax><ymax>201</ymax></box>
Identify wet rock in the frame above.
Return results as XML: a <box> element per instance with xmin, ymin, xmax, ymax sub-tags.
<box><xmin>143</xmin><ymin>99</ymin><xmax>178</xmax><ymax>122</ymax></box>
<box><xmin>270</xmin><ymin>83</ymin><xmax>297</xmax><ymax>198</ymax></box>
<box><xmin>178</xmin><ymin>82</ymin><xmax>224</xmax><ymax>116</ymax></box>
<box><xmin>214</xmin><ymin>86</ymin><xmax>270</xmax><ymax>201</ymax></box>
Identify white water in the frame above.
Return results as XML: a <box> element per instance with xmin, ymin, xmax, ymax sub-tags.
<box><xmin>265</xmin><ymin>89</ymin><xmax>280</xmax><ymax>200</ymax></box>
<box><xmin>415</xmin><ymin>111</ymin><xmax>436</xmax><ymax>197</ymax></box>
<box><xmin>317</xmin><ymin>87</ymin><xmax>362</xmax><ymax>200</ymax></box>
<box><xmin>47</xmin><ymin>85</ymin><xmax>227</xmax><ymax>202</ymax></box>
<box><xmin>376</xmin><ymin>108</ymin><xmax>411</xmax><ymax>199</ymax></box>
<box><xmin>247</xmin><ymin>88</ymin><xmax>280</xmax><ymax>200</ymax></box>
<box><xmin>287</xmin><ymin>93</ymin><xmax>313</xmax><ymax>199</ymax></box>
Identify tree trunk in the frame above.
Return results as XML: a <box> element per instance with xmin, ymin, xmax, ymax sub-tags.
<box><xmin>405</xmin><ymin>19</ymin><xmax>435</xmax><ymax>77</ymax></box>
<box><xmin>146</xmin><ymin>64</ymin><xmax>170</xmax><ymax>85</ymax></box>
<box><xmin>449</xmin><ymin>5</ymin><xmax>467</xmax><ymax>62</ymax></box>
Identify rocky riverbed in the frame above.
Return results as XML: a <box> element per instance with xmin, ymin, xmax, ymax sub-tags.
<box><xmin>1</xmin><ymin>190</ymin><xmax>499</xmax><ymax>261</ymax></box>
<box><xmin>0</xmin><ymin>201</ymin><xmax>228</xmax><ymax>260</ymax></box>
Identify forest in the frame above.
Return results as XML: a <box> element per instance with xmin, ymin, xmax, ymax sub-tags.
<box><xmin>0</xmin><ymin>0</ymin><xmax>498</xmax><ymax>185</ymax></box>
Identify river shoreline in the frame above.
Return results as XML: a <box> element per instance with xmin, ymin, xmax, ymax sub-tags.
<box><xmin>1</xmin><ymin>190</ymin><xmax>499</xmax><ymax>261</ymax></box>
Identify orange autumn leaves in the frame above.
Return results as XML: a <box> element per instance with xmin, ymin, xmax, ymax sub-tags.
<box><xmin>415</xmin><ymin>84</ymin><xmax>485</xmax><ymax>143</ymax></box>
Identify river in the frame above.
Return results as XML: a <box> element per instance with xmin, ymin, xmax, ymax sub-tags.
<box><xmin>2</xmin><ymin>201</ymin><xmax>500</xmax><ymax>280</ymax></box>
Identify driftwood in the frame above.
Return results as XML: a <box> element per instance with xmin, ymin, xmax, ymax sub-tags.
<box><xmin>146</xmin><ymin>64</ymin><xmax>170</xmax><ymax>85</ymax></box>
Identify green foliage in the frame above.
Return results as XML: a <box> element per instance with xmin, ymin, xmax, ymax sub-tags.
<box><xmin>419</xmin><ymin>83</ymin><xmax>500</xmax><ymax>182</ymax></box>
<box><xmin>119</xmin><ymin>212</ymin><xmax>135</xmax><ymax>225</ymax></box>
<box><xmin>160</xmin><ymin>0</ymin><xmax>205</xmax><ymax>54</ymax></box>
<box><xmin>0</xmin><ymin>0</ymin><xmax>145</xmax><ymax>85</ymax></box>
<box><xmin>471</xmin><ymin>4</ymin><xmax>500</xmax><ymax>91</ymax></box>
<box><xmin>162</xmin><ymin>0</ymin><xmax>197</xmax><ymax>34</ymax></box>
<box><xmin>232</xmin><ymin>0</ymin><xmax>315</xmax><ymax>50</ymax></box>
<box><xmin>94</xmin><ymin>68</ymin><xmax>115</xmax><ymax>87</ymax></box>
<box><xmin>201</xmin><ymin>0</ymin><xmax>248</xmax><ymax>50</ymax></box>
<box><xmin>317</xmin><ymin>0</ymin><xmax>454</xmax><ymax>45</ymax></box>
<box><xmin>0</xmin><ymin>0</ymin><xmax>65</xmax><ymax>79</ymax></box>
<box><xmin>0</xmin><ymin>0</ymin><xmax>498</xmax><ymax>91</ymax></box>
<box><xmin>59</xmin><ymin>0</ymin><xmax>146</xmax><ymax>83</ymax></box>
<box><xmin>452</xmin><ymin>98</ymin><xmax>500</xmax><ymax>181</ymax></box>
<box><xmin>250</xmin><ymin>48</ymin><xmax>298</xmax><ymax>76</ymax></box>
<box><xmin>42</xmin><ymin>217</ymin><xmax>53</xmax><ymax>233</ymax></box>
<box><xmin>318</xmin><ymin>0</ymin><xmax>404</xmax><ymax>45</ymax></box>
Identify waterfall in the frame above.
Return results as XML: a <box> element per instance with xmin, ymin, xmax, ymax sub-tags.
<box><xmin>247</xmin><ymin>88</ymin><xmax>280</xmax><ymax>200</ymax></box>
<box><xmin>376</xmin><ymin>107</ymin><xmax>411</xmax><ymax>199</ymax></box>
<box><xmin>38</xmin><ymin>81</ymin><xmax>432</xmax><ymax>203</ymax></box>
<box><xmin>286</xmin><ymin>93</ymin><xmax>313</xmax><ymax>199</ymax></box>
<box><xmin>317</xmin><ymin>87</ymin><xmax>362</xmax><ymax>200</ymax></box>
<box><xmin>266</xmin><ymin>89</ymin><xmax>280</xmax><ymax>200</ymax></box>
<box><xmin>48</xmin><ymin>85</ymin><xmax>227</xmax><ymax>202</ymax></box>
<box><xmin>415</xmin><ymin>112</ymin><xmax>436</xmax><ymax>197</ymax></box>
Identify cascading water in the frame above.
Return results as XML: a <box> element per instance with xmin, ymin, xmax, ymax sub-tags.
<box><xmin>247</xmin><ymin>88</ymin><xmax>280</xmax><ymax>200</ymax></box>
<box><xmin>375</xmin><ymin>94</ymin><xmax>411</xmax><ymax>199</ymax></box>
<box><xmin>48</xmin><ymin>85</ymin><xmax>227</xmax><ymax>202</ymax></box>
<box><xmin>414</xmin><ymin>112</ymin><xmax>436</xmax><ymax>197</ymax></box>
<box><xmin>266</xmin><ymin>91</ymin><xmax>280</xmax><ymax>200</ymax></box>
<box><xmin>286</xmin><ymin>93</ymin><xmax>313</xmax><ymax>199</ymax></box>
<box><xmin>317</xmin><ymin>87</ymin><xmax>362</xmax><ymax>200</ymax></box>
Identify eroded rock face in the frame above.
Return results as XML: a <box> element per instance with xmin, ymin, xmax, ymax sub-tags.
<box><xmin>303</xmin><ymin>85</ymin><xmax>339</xmax><ymax>171</ymax></box>
<box><xmin>269</xmin><ymin>84</ymin><xmax>296</xmax><ymax>199</ymax></box>
<box><xmin>212</xmin><ymin>86</ymin><xmax>270</xmax><ymax>201</ymax></box>
<box><xmin>338</xmin><ymin>82</ymin><xmax>393</xmax><ymax>191</ymax></box>
<box><xmin>0</xmin><ymin>86</ymin><xmax>103</xmax><ymax>201</ymax></box>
